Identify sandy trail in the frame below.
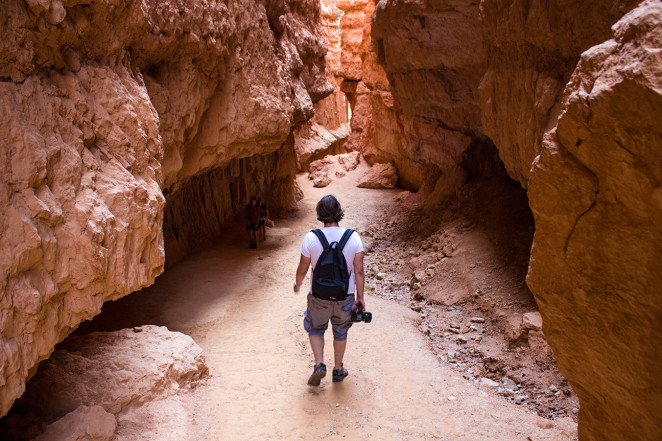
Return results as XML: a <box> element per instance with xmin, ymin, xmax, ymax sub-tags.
<box><xmin>82</xmin><ymin>164</ymin><xmax>576</xmax><ymax>440</ymax></box>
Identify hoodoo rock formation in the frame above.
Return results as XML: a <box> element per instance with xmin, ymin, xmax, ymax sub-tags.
<box><xmin>369</xmin><ymin>0</ymin><xmax>659</xmax><ymax>440</ymax></box>
<box><xmin>0</xmin><ymin>0</ymin><xmax>330</xmax><ymax>416</ymax></box>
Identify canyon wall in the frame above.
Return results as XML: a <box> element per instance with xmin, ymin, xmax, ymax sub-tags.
<box><xmin>344</xmin><ymin>0</ymin><xmax>488</xmax><ymax>195</ymax></box>
<box><xmin>527</xmin><ymin>3</ymin><xmax>662</xmax><ymax>439</ymax></box>
<box><xmin>338</xmin><ymin>0</ymin><xmax>439</xmax><ymax>191</ymax></box>
<box><xmin>479</xmin><ymin>0</ymin><xmax>638</xmax><ymax>187</ymax></box>
<box><xmin>0</xmin><ymin>0</ymin><xmax>329</xmax><ymax>416</ymax></box>
<box><xmin>370</xmin><ymin>0</ymin><xmax>659</xmax><ymax>439</ymax></box>
<box><xmin>164</xmin><ymin>136</ymin><xmax>301</xmax><ymax>263</ymax></box>
<box><xmin>293</xmin><ymin>0</ymin><xmax>350</xmax><ymax>170</ymax></box>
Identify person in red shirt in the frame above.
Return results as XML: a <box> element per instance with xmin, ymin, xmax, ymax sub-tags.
<box><xmin>245</xmin><ymin>196</ymin><xmax>261</xmax><ymax>249</ymax></box>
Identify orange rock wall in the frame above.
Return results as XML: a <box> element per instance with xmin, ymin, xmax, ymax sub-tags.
<box><xmin>293</xmin><ymin>0</ymin><xmax>350</xmax><ymax>171</ymax></box>
<box><xmin>527</xmin><ymin>2</ymin><xmax>662</xmax><ymax>439</ymax></box>
<box><xmin>370</xmin><ymin>0</ymin><xmax>661</xmax><ymax>440</ymax></box>
<box><xmin>337</xmin><ymin>0</ymin><xmax>428</xmax><ymax>190</ymax></box>
<box><xmin>342</xmin><ymin>0</ymin><xmax>485</xmax><ymax>194</ymax></box>
<box><xmin>480</xmin><ymin>0</ymin><xmax>637</xmax><ymax>186</ymax></box>
<box><xmin>0</xmin><ymin>0</ymin><xmax>329</xmax><ymax>416</ymax></box>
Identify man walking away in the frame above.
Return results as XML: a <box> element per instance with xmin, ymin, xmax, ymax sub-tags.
<box><xmin>245</xmin><ymin>196</ymin><xmax>261</xmax><ymax>249</ymax></box>
<box><xmin>293</xmin><ymin>195</ymin><xmax>365</xmax><ymax>386</ymax></box>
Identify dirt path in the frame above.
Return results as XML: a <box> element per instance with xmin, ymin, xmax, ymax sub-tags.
<box><xmin>80</xmin><ymin>163</ymin><xmax>577</xmax><ymax>440</ymax></box>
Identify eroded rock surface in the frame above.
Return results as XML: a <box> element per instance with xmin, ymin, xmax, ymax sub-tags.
<box><xmin>5</xmin><ymin>326</ymin><xmax>207</xmax><ymax>441</ymax></box>
<box><xmin>14</xmin><ymin>326</ymin><xmax>208</xmax><ymax>418</ymax></box>
<box><xmin>294</xmin><ymin>0</ymin><xmax>350</xmax><ymax>171</ymax></box>
<box><xmin>357</xmin><ymin>163</ymin><xmax>398</xmax><ymax>189</ymax></box>
<box><xmin>34</xmin><ymin>405</ymin><xmax>116</xmax><ymax>441</ymax></box>
<box><xmin>365</xmin><ymin>0</ymin><xmax>487</xmax><ymax>195</ymax></box>
<box><xmin>307</xmin><ymin>151</ymin><xmax>361</xmax><ymax>188</ymax></box>
<box><xmin>0</xmin><ymin>49</ymin><xmax>165</xmax><ymax>420</ymax></box>
<box><xmin>372</xmin><ymin>0</ymin><xmax>486</xmax><ymax>135</ymax></box>
<box><xmin>0</xmin><ymin>0</ymin><xmax>329</xmax><ymax>416</ymax></box>
<box><xmin>366</xmin><ymin>0</ymin><xmax>659</xmax><ymax>439</ymax></box>
<box><xmin>479</xmin><ymin>0</ymin><xmax>638</xmax><ymax>186</ymax></box>
<box><xmin>527</xmin><ymin>3</ymin><xmax>662</xmax><ymax>439</ymax></box>
<box><xmin>163</xmin><ymin>135</ymin><xmax>302</xmax><ymax>263</ymax></box>
<box><xmin>337</xmin><ymin>0</ymin><xmax>436</xmax><ymax>192</ymax></box>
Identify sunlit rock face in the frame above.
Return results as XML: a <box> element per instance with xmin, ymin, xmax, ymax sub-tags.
<box><xmin>337</xmin><ymin>0</ymin><xmax>432</xmax><ymax>191</ymax></box>
<box><xmin>527</xmin><ymin>2</ymin><xmax>662</xmax><ymax>440</ymax></box>
<box><xmin>12</xmin><ymin>326</ymin><xmax>208</xmax><ymax>441</ymax></box>
<box><xmin>0</xmin><ymin>0</ymin><xmax>329</xmax><ymax>416</ymax></box>
<box><xmin>369</xmin><ymin>0</ymin><xmax>659</xmax><ymax>440</ymax></box>
<box><xmin>293</xmin><ymin>0</ymin><xmax>350</xmax><ymax>171</ymax></box>
<box><xmin>366</xmin><ymin>0</ymin><xmax>487</xmax><ymax>194</ymax></box>
<box><xmin>479</xmin><ymin>0</ymin><xmax>638</xmax><ymax>187</ymax></box>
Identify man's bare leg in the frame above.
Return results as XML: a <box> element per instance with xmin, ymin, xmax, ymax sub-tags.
<box><xmin>333</xmin><ymin>339</ymin><xmax>347</xmax><ymax>370</ymax></box>
<box><xmin>309</xmin><ymin>334</ymin><xmax>324</xmax><ymax>366</ymax></box>
<box><xmin>307</xmin><ymin>334</ymin><xmax>327</xmax><ymax>385</ymax></box>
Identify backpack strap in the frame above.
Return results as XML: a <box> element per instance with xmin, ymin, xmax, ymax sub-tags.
<box><xmin>337</xmin><ymin>229</ymin><xmax>354</xmax><ymax>251</ymax></box>
<box><xmin>311</xmin><ymin>229</ymin><xmax>330</xmax><ymax>249</ymax></box>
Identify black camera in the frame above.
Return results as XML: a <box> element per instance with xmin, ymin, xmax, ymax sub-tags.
<box><xmin>351</xmin><ymin>304</ymin><xmax>372</xmax><ymax>323</ymax></box>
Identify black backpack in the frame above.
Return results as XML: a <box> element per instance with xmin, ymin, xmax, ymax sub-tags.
<box><xmin>311</xmin><ymin>228</ymin><xmax>355</xmax><ymax>301</ymax></box>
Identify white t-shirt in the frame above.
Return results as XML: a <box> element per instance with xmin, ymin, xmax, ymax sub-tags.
<box><xmin>300</xmin><ymin>226</ymin><xmax>364</xmax><ymax>294</ymax></box>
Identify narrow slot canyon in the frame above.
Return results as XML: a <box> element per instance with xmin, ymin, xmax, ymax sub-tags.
<box><xmin>0</xmin><ymin>0</ymin><xmax>660</xmax><ymax>440</ymax></box>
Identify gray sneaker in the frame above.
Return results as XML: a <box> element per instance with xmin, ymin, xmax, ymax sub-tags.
<box><xmin>308</xmin><ymin>363</ymin><xmax>326</xmax><ymax>386</ymax></box>
<box><xmin>332</xmin><ymin>364</ymin><xmax>348</xmax><ymax>382</ymax></box>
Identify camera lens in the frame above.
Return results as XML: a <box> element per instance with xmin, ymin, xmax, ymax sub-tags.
<box><xmin>363</xmin><ymin>312</ymin><xmax>372</xmax><ymax>323</ymax></box>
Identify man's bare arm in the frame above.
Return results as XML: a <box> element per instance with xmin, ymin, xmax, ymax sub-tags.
<box><xmin>353</xmin><ymin>251</ymin><xmax>365</xmax><ymax>308</ymax></box>
<box><xmin>294</xmin><ymin>254</ymin><xmax>311</xmax><ymax>292</ymax></box>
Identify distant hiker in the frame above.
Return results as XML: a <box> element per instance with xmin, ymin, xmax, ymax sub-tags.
<box><xmin>293</xmin><ymin>195</ymin><xmax>365</xmax><ymax>386</ymax></box>
<box><xmin>245</xmin><ymin>196</ymin><xmax>261</xmax><ymax>249</ymax></box>
<box><xmin>257</xmin><ymin>197</ymin><xmax>269</xmax><ymax>243</ymax></box>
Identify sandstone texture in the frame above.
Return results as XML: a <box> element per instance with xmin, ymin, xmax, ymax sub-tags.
<box><xmin>372</xmin><ymin>0</ymin><xmax>486</xmax><ymax>135</ymax></box>
<box><xmin>294</xmin><ymin>122</ymin><xmax>350</xmax><ymax>171</ymax></box>
<box><xmin>527</xmin><ymin>3</ymin><xmax>662</xmax><ymax>440</ymax></box>
<box><xmin>293</xmin><ymin>0</ymin><xmax>350</xmax><ymax>171</ymax></box>
<box><xmin>367</xmin><ymin>0</ymin><xmax>486</xmax><ymax>194</ymax></box>
<box><xmin>480</xmin><ymin>0</ymin><xmax>638</xmax><ymax>186</ymax></box>
<box><xmin>164</xmin><ymin>135</ymin><xmax>302</xmax><ymax>263</ymax></box>
<box><xmin>307</xmin><ymin>151</ymin><xmax>360</xmax><ymax>188</ymax></box>
<box><xmin>0</xmin><ymin>24</ymin><xmax>165</xmax><ymax>420</ymax></box>
<box><xmin>6</xmin><ymin>326</ymin><xmax>207</xmax><ymax>441</ymax></box>
<box><xmin>308</xmin><ymin>156</ymin><xmax>336</xmax><ymax>188</ymax></box>
<box><xmin>357</xmin><ymin>163</ymin><xmax>398</xmax><ymax>189</ymax></box>
<box><xmin>336</xmin><ymin>0</ymin><xmax>431</xmax><ymax>190</ymax></box>
<box><xmin>338</xmin><ymin>151</ymin><xmax>360</xmax><ymax>172</ymax></box>
<box><xmin>0</xmin><ymin>0</ymin><xmax>329</xmax><ymax>416</ymax></box>
<box><xmin>14</xmin><ymin>326</ymin><xmax>208</xmax><ymax>419</ymax></box>
<box><xmin>367</xmin><ymin>0</ymin><xmax>658</xmax><ymax>439</ymax></box>
<box><xmin>34</xmin><ymin>405</ymin><xmax>116</xmax><ymax>441</ymax></box>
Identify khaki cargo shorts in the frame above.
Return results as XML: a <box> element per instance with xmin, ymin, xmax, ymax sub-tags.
<box><xmin>303</xmin><ymin>293</ymin><xmax>355</xmax><ymax>341</ymax></box>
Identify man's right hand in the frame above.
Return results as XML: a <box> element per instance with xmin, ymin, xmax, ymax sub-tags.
<box><xmin>293</xmin><ymin>283</ymin><xmax>300</xmax><ymax>293</ymax></box>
